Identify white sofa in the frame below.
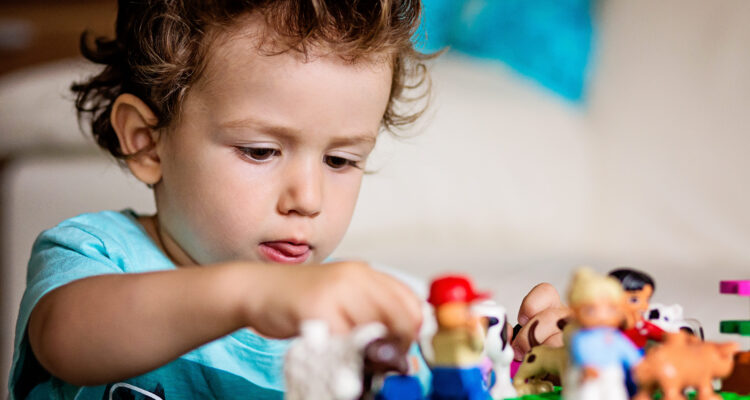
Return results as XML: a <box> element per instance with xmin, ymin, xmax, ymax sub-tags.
<box><xmin>2</xmin><ymin>0</ymin><xmax>749</xmax><ymax>396</ymax></box>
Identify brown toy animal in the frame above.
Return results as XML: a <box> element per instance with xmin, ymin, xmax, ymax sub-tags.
<box><xmin>633</xmin><ymin>331</ymin><xmax>739</xmax><ymax>400</ymax></box>
<box><xmin>513</xmin><ymin>318</ymin><xmax>576</xmax><ymax>395</ymax></box>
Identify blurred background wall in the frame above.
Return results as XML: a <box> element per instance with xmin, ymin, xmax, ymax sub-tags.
<box><xmin>1</xmin><ymin>0</ymin><xmax>749</xmax><ymax>397</ymax></box>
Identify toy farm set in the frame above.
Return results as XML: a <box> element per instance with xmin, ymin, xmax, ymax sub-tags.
<box><xmin>282</xmin><ymin>269</ymin><xmax>750</xmax><ymax>400</ymax></box>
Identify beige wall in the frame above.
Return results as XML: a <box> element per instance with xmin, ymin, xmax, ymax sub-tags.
<box><xmin>586</xmin><ymin>0</ymin><xmax>750</xmax><ymax>269</ymax></box>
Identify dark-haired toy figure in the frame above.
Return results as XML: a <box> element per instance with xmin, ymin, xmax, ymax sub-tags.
<box><xmin>427</xmin><ymin>275</ymin><xmax>492</xmax><ymax>400</ymax></box>
<box><xmin>608</xmin><ymin>268</ymin><xmax>665</xmax><ymax>350</ymax></box>
<box><xmin>608</xmin><ymin>268</ymin><xmax>666</xmax><ymax>396</ymax></box>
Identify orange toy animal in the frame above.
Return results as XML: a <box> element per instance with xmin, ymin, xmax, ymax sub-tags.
<box><xmin>633</xmin><ymin>331</ymin><xmax>738</xmax><ymax>400</ymax></box>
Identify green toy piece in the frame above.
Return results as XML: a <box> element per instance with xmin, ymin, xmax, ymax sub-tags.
<box><xmin>507</xmin><ymin>387</ymin><xmax>562</xmax><ymax>399</ymax></box>
<box><xmin>720</xmin><ymin>393</ymin><xmax>750</xmax><ymax>400</ymax></box>
<box><xmin>720</xmin><ymin>320</ymin><xmax>750</xmax><ymax>336</ymax></box>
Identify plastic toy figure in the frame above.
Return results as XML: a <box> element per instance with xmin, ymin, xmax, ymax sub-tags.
<box><xmin>644</xmin><ymin>302</ymin><xmax>685</xmax><ymax>333</ymax></box>
<box><xmin>512</xmin><ymin>318</ymin><xmax>576</xmax><ymax>395</ymax></box>
<box><xmin>608</xmin><ymin>268</ymin><xmax>665</xmax><ymax>350</ymax></box>
<box><xmin>608</xmin><ymin>268</ymin><xmax>666</xmax><ymax>396</ymax></box>
<box><xmin>359</xmin><ymin>336</ymin><xmax>409</xmax><ymax>400</ymax></box>
<box><xmin>376</xmin><ymin>375</ymin><xmax>424</xmax><ymax>400</ymax></box>
<box><xmin>285</xmin><ymin>320</ymin><xmax>387</xmax><ymax>400</ymax></box>
<box><xmin>646</xmin><ymin>302</ymin><xmax>705</xmax><ymax>339</ymax></box>
<box><xmin>427</xmin><ymin>275</ymin><xmax>492</xmax><ymax>400</ymax></box>
<box><xmin>471</xmin><ymin>301</ymin><xmax>517</xmax><ymax>400</ymax></box>
<box><xmin>632</xmin><ymin>331</ymin><xmax>738</xmax><ymax>400</ymax></box>
<box><xmin>564</xmin><ymin>268</ymin><xmax>642</xmax><ymax>400</ymax></box>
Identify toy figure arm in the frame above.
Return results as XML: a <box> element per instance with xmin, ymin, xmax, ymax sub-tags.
<box><xmin>618</xmin><ymin>334</ymin><xmax>644</xmax><ymax>369</ymax></box>
<box><xmin>569</xmin><ymin>333</ymin><xmax>589</xmax><ymax>367</ymax></box>
<box><xmin>470</xmin><ymin>322</ymin><xmax>485</xmax><ymax>351</ymax></box>
<box><xmin>646</xmin><ymin>321</ymin><xmax>665</xmax><ymax>341</ymax></box>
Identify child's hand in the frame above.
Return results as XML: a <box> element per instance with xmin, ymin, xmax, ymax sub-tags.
<box><xmin>510</xmin><ymin>283</ymin><xmax>570</xmax><ymax>360</ymax></box>
<box><xmin>242</xmin><ymin>261</ymin><xmax>423</xmax><ymax>347</ymax></box>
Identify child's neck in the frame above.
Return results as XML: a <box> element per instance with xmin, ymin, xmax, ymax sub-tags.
<box><xmin>138</xmin><ymin>214</ymin><xmax>198</xmax><ymax>267</ymax></box>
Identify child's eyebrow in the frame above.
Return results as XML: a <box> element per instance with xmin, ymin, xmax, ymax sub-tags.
<box><xmin>219</xmin><ymin>117</ymin><xmax>377</xmax><ymax>145</ymax></box>
<box><xmin>328</xmin><ymin>134</ymin><xmax>377</xmax><ymax>147</ymax></box>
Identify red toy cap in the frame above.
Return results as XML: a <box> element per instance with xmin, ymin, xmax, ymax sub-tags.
<box><xmin>428</xmin><ymin>275</ymin><xmax>491</xmax><ymax>306</ymax></box>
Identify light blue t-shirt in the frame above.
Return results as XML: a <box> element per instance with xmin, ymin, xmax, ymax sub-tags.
<box><xmin>570</xmin><ymin>327</ymin><xmax>642</xmax><ymax>370</ymax></box>
<box><xmin>9</xmin><ymin>210</ymin><xmax>430</xmax><ymax>399</ymax></box>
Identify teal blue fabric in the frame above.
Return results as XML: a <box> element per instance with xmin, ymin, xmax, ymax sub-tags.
<box><xmin>9</xmin><ymin>210</ymin><xmax>430</xmax><ymax>399</ymax></box>
<box><xmin>415</xmin><ymin>0</ymin><xmax>595</xmax><ymax>102</ymax></box>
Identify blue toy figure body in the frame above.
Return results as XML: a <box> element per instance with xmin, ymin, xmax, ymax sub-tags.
<box><xmin>430</xmin><ymin>367</ymin><xmax>489</xmax><ymax>400</ymax></box>
<box><xmin>377</xmin><ymin>375</ymin><xmax>424</xmax><ymax>400</ymax></box>
<box><xmin>570</xmin><ymin>327</ymin><xmax>641</xmax><ymax>370</ymax></box>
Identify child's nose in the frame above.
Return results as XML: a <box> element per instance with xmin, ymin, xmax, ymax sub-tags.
<box><xmin>277</xmin><ymin>160</ymin><xmax>323</xmax><ymax>217</ymax></box>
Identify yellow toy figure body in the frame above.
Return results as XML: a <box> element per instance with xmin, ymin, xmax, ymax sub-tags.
<box><xmin>431</xmin><ymin>306</ymin><xmax>485</xmax><ymax>368</ymax></box>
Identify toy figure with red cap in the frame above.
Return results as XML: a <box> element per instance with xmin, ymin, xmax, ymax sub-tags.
<box><xmin>427</xmin><ymin>274</ymin><xmax>492</xmax><ymax>400</ymax></box>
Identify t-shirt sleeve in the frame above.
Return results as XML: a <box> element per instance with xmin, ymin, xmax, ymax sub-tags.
<box><xmin>10</xmin><ymin>224</ymin><xmax>128</xmax><ymax>399</ymax></box>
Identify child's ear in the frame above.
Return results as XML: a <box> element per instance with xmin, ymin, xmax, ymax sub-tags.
<box><xmin>110</xmin><ymin>94</ymin><xmax>162</xmax><ymax>186</ymax></box>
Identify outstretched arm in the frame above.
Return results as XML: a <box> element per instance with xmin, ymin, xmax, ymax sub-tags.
<box><xmin>28</xmin><ymin>261</ymin><xmax>422</xmax><ymax>386</ymax></box>
<box><xmin>28</xmin><ymin>263</ymin><xmax>251</xmax><ymax>386</ymax></box>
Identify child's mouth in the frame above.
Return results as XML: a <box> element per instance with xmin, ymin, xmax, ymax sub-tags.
<box><xmin>258</xmin><ymin>241</ymin><xmax>311</xmax><ymax>264</ymax></box>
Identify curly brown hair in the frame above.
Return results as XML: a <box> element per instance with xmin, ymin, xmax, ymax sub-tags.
<box><xmin>72</xmin><ymin>0</ymin><xmax>433</xmax><ymax>160</ymax></box>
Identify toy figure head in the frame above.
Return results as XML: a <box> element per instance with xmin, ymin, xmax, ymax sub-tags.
<box><xmin>567</xmin><ymin>268</ymin><xmax>626</xmax><ymax>329</ymax></box>
<box><xmin>608</xmin><ymin>268</ymin><xmax>655</xmax><ymax>327</ymax></box>
<box><xmin>428</xmin><ymin>275</ymin><xmax>490</xmax><ymax>329</ymax></box>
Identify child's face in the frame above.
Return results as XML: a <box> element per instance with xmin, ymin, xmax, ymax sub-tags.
<box><xmin>152</xmin><ymin>18</ymin><xmax>392</xmax><ymax>265</ymax></box>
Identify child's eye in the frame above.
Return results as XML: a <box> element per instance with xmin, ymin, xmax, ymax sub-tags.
<box><xmin>237</xmin><ymin>147</ymin><xmax>280</xmax><ymax>162</ymax></box>
<box><xmin>324</xmin><ymin>155</ymin><xmax>361</xmax><ymax>170</ymax></box>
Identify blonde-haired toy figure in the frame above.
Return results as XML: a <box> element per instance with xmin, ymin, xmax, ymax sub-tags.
<box><xmin>563</xmin><ymin>268</ymin><xmax>642</xmax><ymax>400</ymax></box>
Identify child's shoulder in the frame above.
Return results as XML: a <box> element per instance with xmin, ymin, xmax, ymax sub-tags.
<box><xmin>47</xmin><ymin>209</ymin><xmax>141</xmax><ymax>237</ymax></box>
<box><xmin>31</xmin><ymin>209</ymin><xmax>171</xmax><ymax>274</ymax></box>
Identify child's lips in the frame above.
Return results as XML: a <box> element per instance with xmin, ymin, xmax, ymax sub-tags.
<box><xmin>258</xmin><ymin>241</ymin><xmax>311</xmax><ymax>264</ymax></box>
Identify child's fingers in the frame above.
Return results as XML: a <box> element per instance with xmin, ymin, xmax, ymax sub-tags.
<box><xmin>510</xmin><ymin>306</ymin><xmax>569</xmax><ymax>361</ymax></box>
<box><xmin>541</xmin><ymin>331</ymin><xmax>563</xmax><ymax>347</ymax></box>
<box><xmin>377</xmin><ymin>272</ymin><xmax>423</xmax><ymax>332</ymax></box>
<box><xmin>517</xmin><ymin>282</ymin><xmax>562</xmax><ymax>326</ymax></box>
<box><xmin>326</xmin><ymin>311</ymin><xmax>355</xmax><ymax>335</ymax></box>
<box><xmin>354</xmin><ymin>271</ymin><xmax>422</xmax><ymax>347</ymax></box>
<box><xmin>295</xmin><ymin>262</ymin><xmax>421</xmax><ymax>345</ymax></box>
